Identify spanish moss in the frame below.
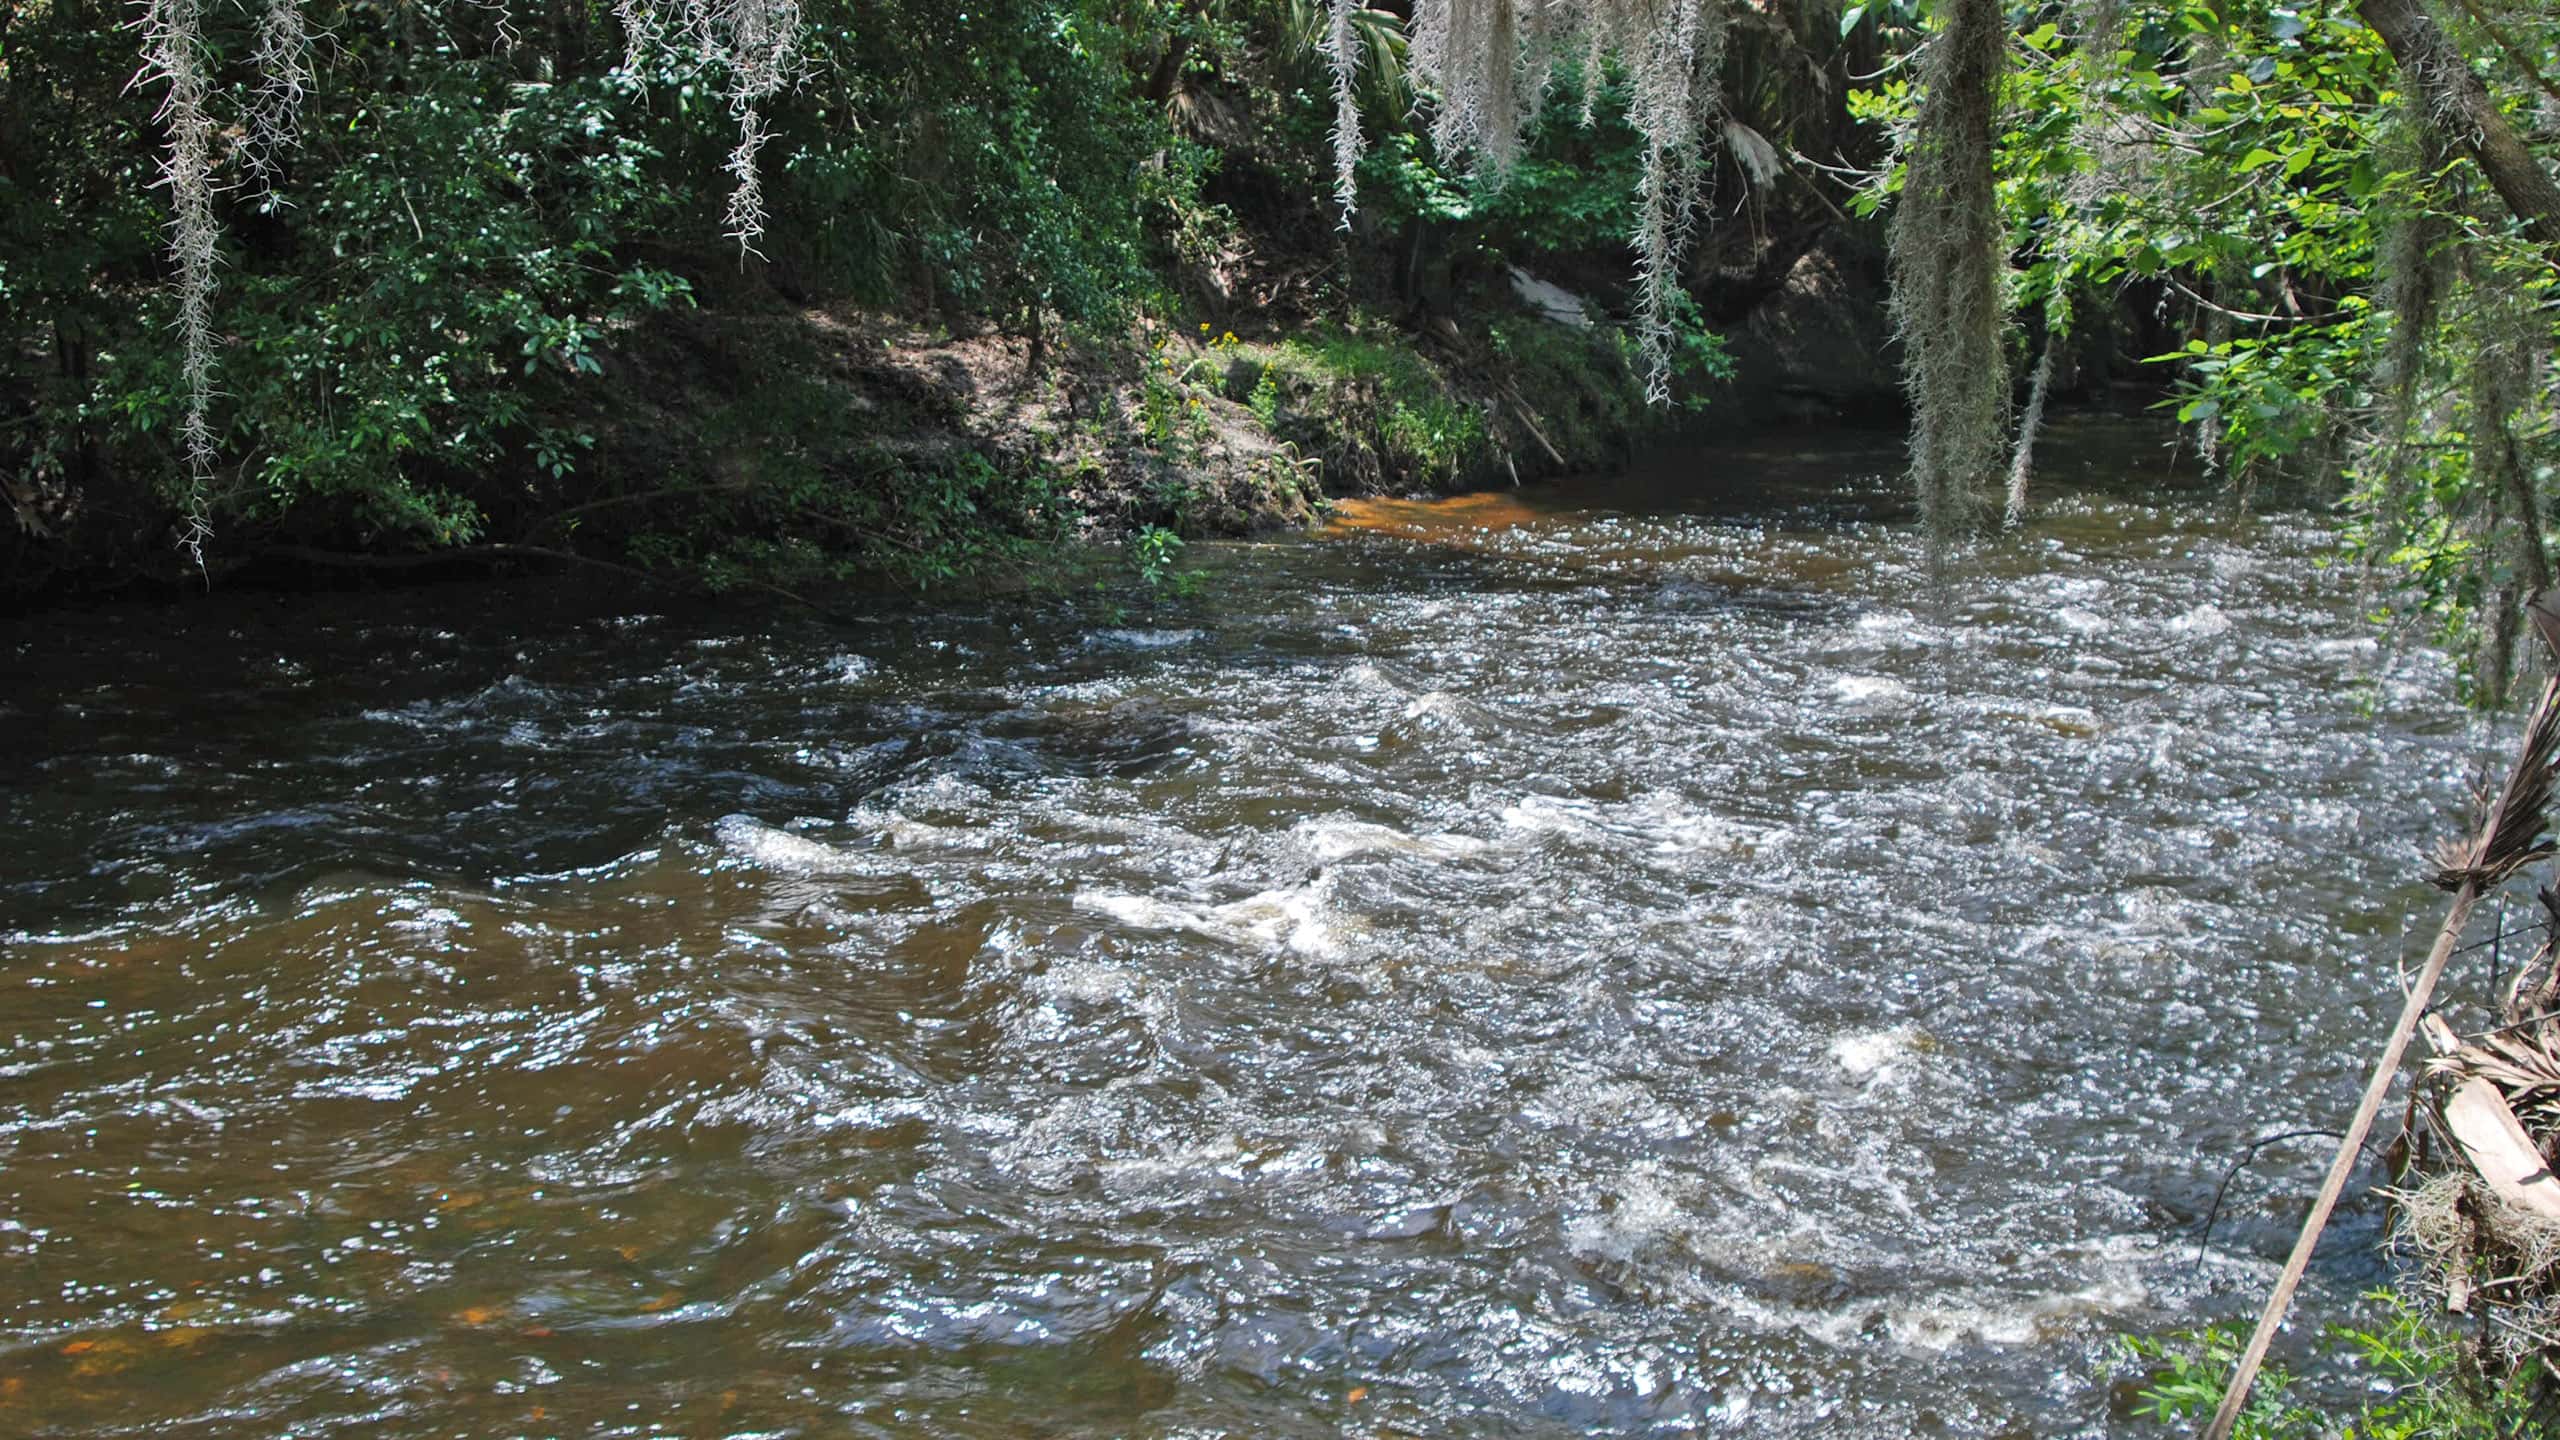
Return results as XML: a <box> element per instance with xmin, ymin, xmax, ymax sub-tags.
<box><xmin>240</xmin><ymin>0</ymin><xmax>314</xmax><ymax>197</ymax></box>
<box><xmin>135</xmin><ymin>0</ymin><xmax>219</xmax><ymax>569</ymax></box>
<box><xmin>1325</xmin><ymin>0</ymin><xmax>1366</xmax><ymax>224</ymax></box>
<box><xmin>1887</xmin><ymin>0</ymin><xmax>2007</xmax><ymax>539</ymax></box>
<box><xmin>2463</xmin><ymin>250</ymin><xmax>2551</xmax><ymax>705</ymax></box>
<box><xmin>1326</xmin><ymin>0</ymin><xmax>1740</xmax><ymax>399</ymax></box>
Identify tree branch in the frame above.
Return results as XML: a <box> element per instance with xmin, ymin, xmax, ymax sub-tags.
<box><xmin>2358</xmin><ymin>0</ymin><xmax>2560</xmax><ymax>267</ymax></box>
<box><xmin>2444</xmin><ymin>0</ymin><xmax>2560</xmax><ymax>111</ymax></box>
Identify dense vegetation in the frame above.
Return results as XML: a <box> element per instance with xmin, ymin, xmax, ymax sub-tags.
<box><xmin>1930</xmin><ymin>0</ymin><xmax>2560</xmax><ymax>702</ymax></box>
<box><xmin>2</xmin><ymin>0</ymin><xmax>2556</xmax><ymax>699</ymax></box>
<box><xmin>0</xmin><ymin>0</ymin><xmax>1787</xmax><ymax>595</ymax></box>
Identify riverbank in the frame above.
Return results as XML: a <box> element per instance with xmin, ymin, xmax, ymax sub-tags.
<box><xmin>2</xmin><ymin>267</ymin><xmax>1830</xmax><ymax>604</ymax></box>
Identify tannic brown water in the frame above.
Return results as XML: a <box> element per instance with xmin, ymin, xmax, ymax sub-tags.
<box><xmin>0</xmin><ymin>424</ymin><xmax>2485</xmax><ymax>1435</ymax></box>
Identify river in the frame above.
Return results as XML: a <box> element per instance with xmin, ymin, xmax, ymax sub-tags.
<box><xmin>0</xmin><ymin>421</ymin><xmax>2483</xmax><ymax>1435</ymax></box>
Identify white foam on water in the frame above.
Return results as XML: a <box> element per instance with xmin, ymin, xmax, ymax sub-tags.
<box><xmin>1499</xmin><ymin>792</ymin><xmax>1774</xmax><ymax>863</ymax></box>
<box><xmin>1399</xmin><ymin>690</ymin><xmax>1494</xmax><ymax>730</ymax></box>
<box><xmin>1211</xmin><ymin>883</ymin><xmax>1347</xmax><ymax>959</ymax></box>
<box><xmin>1342</xmin><ymin>661</ymin><xmax>1408</xmax><ymax>694</ymax></box>
<box><xmin>1632</xmin><ymin>792</ymin><xmax>1779</xmax><ymax>858</ymax></box>
<box><xmin>879</xmin><ymin>819</ymin><xmax>996</xmax><ymax>853</ymax></box>
<box><xmin>1027</xmin><ymin>958</ymin><xmax>1142</xmax><ymax>1008</ymax></box>
<box><xmin>714</xmin><ymin>816</ymin><xmax>879</xmax><ymax>876</ymax></box>
<box><xmin>1092</xmin><ymin>628</ymin><xmax>1200</xmax><ymax>650</ymax></box>
<box><xmin>1295</xmin><ymin>818</ymin><xmax>1489</xmax><ymax>863</ymax></box>
<box><xmin>1881</xmin><ymin>1239</ymin><xmax>2156</xmax><ymax>1354</ymax></box>
<box><xmin>1074</xmin><ymin>878</ymin><xmax>1349</xmax><ymax>959</ymax></box>
<box><xmin>1850</xmin><ymin>609</ymin><xmax>1943</xmax><ymax>649</ymax></box>
<box><xmin>1828</xmin><ymin>674</ymin><xmax>1914</xmax><ymax>713</ymax></box>
<box><xmin>1563</xmin><ymin>1162</ymin><xmax>1697</xmax><ymax>1269</ymax></box>
<box><xmin>2168</xmin><ymin>604</ymin><xmax>2233</xmax><ymax>639</ymax></box>
<box><xmin>1074</xmin><ymin>890</ymin><xmax>1199</xmax><ymax>932</ymax></box>
<box><xmin>1828</xmin><ymin>1025</ymin><xmax>1925</xmax><ymax>1084</ymax></box>
<box><xmin>1499</xmin><ymin>793</ymin><xmax>1597</xmax><ymax>838</ymax></box>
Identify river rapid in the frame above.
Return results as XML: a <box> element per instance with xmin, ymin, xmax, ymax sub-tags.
<box><xmin>0</xmin><ymin>423</ymin><xmax>2485</xmax><ymax>1436</ymax></box>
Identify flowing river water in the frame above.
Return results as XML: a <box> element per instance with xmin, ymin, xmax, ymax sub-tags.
<box><xmin>0</xmin><ymin>422</ymin><xmax>2491</xmax><ymax>1436</ymax></box>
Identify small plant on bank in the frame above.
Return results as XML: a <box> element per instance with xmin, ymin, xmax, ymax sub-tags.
<box><xmin>1248</xmin><ymin>366</ymin><xmax>1285</xmax><ymax>433</ymax></box>
<box><xmin>2118</xmin><ymin>1298</ymin><xmax>2541</xmax><ymax>1439</ymax></box>
<box><xmin>1130</xmin><ymin>524</ymin><xmax>1184</xmax><ymax>589</ymax></box>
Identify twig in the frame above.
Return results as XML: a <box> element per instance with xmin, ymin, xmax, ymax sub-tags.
<box><xmin>2493</xmin><ymin>893</ymin><xmax>2508</xmax><ymax>1001</ymax></box>
<box><xmin>2454</xmin><ymin>921</ymin><xmax>2548</xmax><ymax>957</ymax></box>
<box><xmin>2456</xmin><ymin>1009</ymin><xmax>2560</xmax><ymax>1045</ymax></box>
<box><xmin>2164</xmin><ymin>274</ymin><xmax>2331</xmax><ymax>326</ymax></box>
<box><xmin>2193</xmin><ymin>1128</ymin><xmax>2352</xmax><ymax>1268</ymax></box>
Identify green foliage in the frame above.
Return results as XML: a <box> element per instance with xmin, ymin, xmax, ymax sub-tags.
<box><xmin>0</xmin><ymin>0</ymin><xmax>1191</xmax><ymax>580</ymax></box>
<box><xmin>2</xmin><ymin>0</ymin><xmax>1743</xmax><ymax>591</ymax></box>
<box><xmin>1852</xmin><ymin>0</ymin><xmax>2560</xmax><ymax>677</ymax></box>
<box><xmin>1248</xmin><ymin>366</ymin><xmax>1285</xmax><ymax>432</ymax></box>
<box><xmin>2122</xmin><ymin>1299</ymin><xmax>2539</xmax><ymax>1438</ymax></box>
<box><xmin>1270</xmin><ymin>331</ymin><xmax>1490</xmax><ymax>485</ymax></box>
<box><xmin>2122</xmin><ymin>1325</ymin><xmax>2312</xmax><ymax>1437</ymax></box>
<box><xmin>2154</xmin><ymin>311</ymin><xmax>2378</xmax><ymax>483</ymax></box>
<box><xmin>777</xmin><ymin>0</ymin><xmax>1174</xmax><ymax>325</ymax></box>
<box><xmin>1130</xmin><ymin>523</ymin><xmax>1185</xmax><ymax>587</ymax></box>
<box><xmin>1468</xmin><ymin>72</ymin><xmax>1657</xmax><ymax>261</ymax></box>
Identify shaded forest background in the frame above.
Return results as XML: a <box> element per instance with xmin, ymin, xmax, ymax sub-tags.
<box><xmin>2</xmin><ymin>0</ymin><xmax>2556</xmax><ymax>703</ymax></box>
<box><xmin>1</xmin><ymin>0</ymin><xmax>1881</xmax><ymax>595</ymax></box>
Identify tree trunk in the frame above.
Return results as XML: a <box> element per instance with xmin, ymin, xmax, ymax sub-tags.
<box><xmin>1145</xmin><ymin>35</ymin><xmax>1194</xmax><ymax>105</ymax></box>
<box><xmin>2357</xmin><ymin>0</ymin><xmax>2560</xmax><ymax>264</ymax></box>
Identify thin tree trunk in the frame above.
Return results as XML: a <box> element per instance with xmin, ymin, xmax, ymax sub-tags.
<box><xmin>1145</xmin><ymin>35</ymin><xmax>1194</xmax><ymax>104</ymax></box>
<box><xmin>2358</xmin><ymin>0</ymin><xmax>2560</xmax><ymax>264</ymax></box>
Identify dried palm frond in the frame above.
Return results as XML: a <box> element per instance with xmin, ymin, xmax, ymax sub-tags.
<box><xmin>2433</xmin><ymin>668</ymin><xmax>2560</xmax><ymax>891</ymax></box>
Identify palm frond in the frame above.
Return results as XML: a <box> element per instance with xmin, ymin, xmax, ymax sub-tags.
<box><xmin>2435</xmin><ymin>670</ymin><xmax>2560</xmax><ymax>891</ymax></box>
